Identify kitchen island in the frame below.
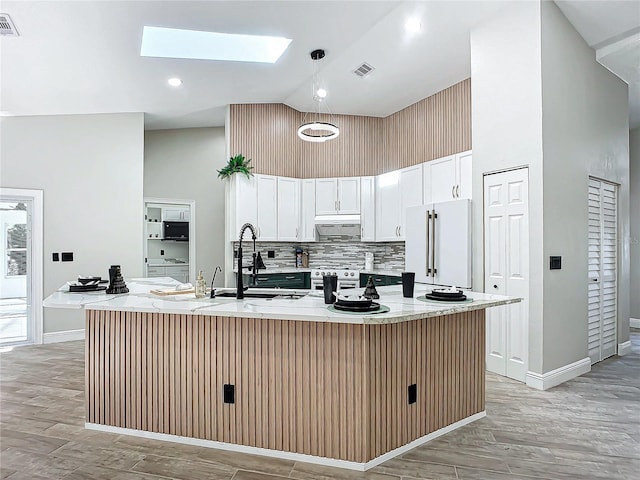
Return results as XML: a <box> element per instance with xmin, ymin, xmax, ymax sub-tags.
<box><xmin>44</xmin><ymin>278</ymin><xmax>520</xmax><ymax>470</ymax></box>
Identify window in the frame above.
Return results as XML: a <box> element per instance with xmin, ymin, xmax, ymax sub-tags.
<box><xmin>4</xmin><ymin>203</ymin><xmax>27</xmax><ymax>277</ymax></box>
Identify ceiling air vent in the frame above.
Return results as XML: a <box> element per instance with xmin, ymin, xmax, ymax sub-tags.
<box><xmin>0</xmin><ymin>14</ymin><xmax>19</xmax><ymax>36</ymax></box>
<box><xmin>353</xmin><ymin>62</ymin><xmax>374</xmax><ymax>78</ymax></box>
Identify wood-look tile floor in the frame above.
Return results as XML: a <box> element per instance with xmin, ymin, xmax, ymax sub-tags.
<box><xmin>1</xmin><ymin>330</ymin><xmax>638</xmax><ymax>480</ymax></box>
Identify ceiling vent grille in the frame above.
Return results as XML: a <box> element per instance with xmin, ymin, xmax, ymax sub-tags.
<box><xmin>0</xmin><ymin>14</ymin><xmax>19</xmax><ymax>36</ymax></box>
<box><xmin>353</xmin><ymin>62</ymin><xmax>374</xmax><ymax>78</ymax></box>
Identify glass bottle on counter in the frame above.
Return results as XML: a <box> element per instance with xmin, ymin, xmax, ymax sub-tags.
<box><xmin>195</xmin><ymin>270</ymin><xmax>206</xmax><ymax>298</ymax></box>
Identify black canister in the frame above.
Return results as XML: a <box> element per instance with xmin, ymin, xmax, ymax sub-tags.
<box><xmin>323</xmin><ymin>275</ymin><xmax>338</xmax><ymax>304</ymax></box>
<box><xmin>402</xmin><ymin>272</ymin><xmax>415</xmax><ymax>298</ymax></box>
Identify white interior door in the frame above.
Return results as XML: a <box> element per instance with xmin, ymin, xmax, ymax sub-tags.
<box><xmin>0</xmin><ymin>188</ymin><xmax>43</xmax><ymax>346</ymax></box>
<box><xmin>587</xmin><ymin>178</ymin><xmax>618</xmax><ymax>364</ymax></box>
<box><xmin>484</xmin><ymin>168</ymin><xmax>529</xmax><ymax>382</ymax></box>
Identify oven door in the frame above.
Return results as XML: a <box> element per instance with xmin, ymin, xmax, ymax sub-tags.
<box><xmin>337</xmin><ymin>280</ymin><xmax>358</xmax><ymax>290</ymax></box>
<box><xmin>311</xmin><ymin>280</ymin><xmax>324</xmax><ymax>291</ymax></box>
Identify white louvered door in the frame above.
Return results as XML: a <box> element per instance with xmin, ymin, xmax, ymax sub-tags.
<box><xmin>587</xmin><ymin>178</ymin><xmax>618</xmax><ymax>364</ymax></box>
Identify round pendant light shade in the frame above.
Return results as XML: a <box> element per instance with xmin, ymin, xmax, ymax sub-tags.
<box><xmin>298</xmin><ymin>49</ymin><xmax>339</xmax><ymax>143</ymax></box>
<box><xmin>297</xmin><ymin>121</ymin><xmax>340</xmax><ymax>142</ymax></box>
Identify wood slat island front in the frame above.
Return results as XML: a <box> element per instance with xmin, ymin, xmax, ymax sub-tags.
<box><xmin>44</xmin><ymin>278</ymin><xmax>519</xmax><ymax>470</ymax></box>
<box><xmin>85</xmin><ymin>308</ymin><xmax>485</xmax><ymax>467</ymax></box>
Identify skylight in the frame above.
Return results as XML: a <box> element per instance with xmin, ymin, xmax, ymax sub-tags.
<box><xmin>140</xmin><ymin>26</ymin><xmax>292</xmax><ymax>64</ymax></box>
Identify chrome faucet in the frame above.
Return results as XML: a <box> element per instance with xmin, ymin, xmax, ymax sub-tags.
<box><xmin>236</xmin><ymin>223</ymin><xmax>257</xmax><ymax>299</ymax></box>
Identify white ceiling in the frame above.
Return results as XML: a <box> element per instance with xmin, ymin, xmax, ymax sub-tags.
<box><xmin>1</xmin><ymin>1</ymin><xmax>639</xmax><ymax>130</ymax></box>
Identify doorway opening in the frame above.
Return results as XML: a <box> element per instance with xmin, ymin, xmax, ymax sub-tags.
<box><xmin>0</xmin><ymin>188</ymin><xmax>43</xmax><ymax>347</ymax></box>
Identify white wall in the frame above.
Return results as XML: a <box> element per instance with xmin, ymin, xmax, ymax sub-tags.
<box><xmin>630</xmin><ymin>127</ymin><xmax>640</xmax><ymax>321</ymax></box>
<box><xmin>471</xmin><ymin>0</ymin><xmax>631</xmax><ymax>377</ymax></box>
<box><xmin>540</xmin><ymin>0</ymin><xmax>630</xmax><ymax>370</ymax></box>
<box><xmin>144</xmin><ymin>128</ymin><xmax>227</xmax><ymax>285</ymax></box>
<box><xmin>470</xmin><ymin>0</ymin><xmax>546</xmax><ymax>374</ymax></box>
<box><xmin>0</xmin><ymin>113</ymin><xmax>144</xmax><ymax>333</ymax></box>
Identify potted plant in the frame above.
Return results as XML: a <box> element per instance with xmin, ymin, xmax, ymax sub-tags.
<box><xmin>217</xmin><ymin>154</ymin><xmax>254</xmax><ymax>179</ymax></box>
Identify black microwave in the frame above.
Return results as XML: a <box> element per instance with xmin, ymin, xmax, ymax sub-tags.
<box><xmin>163</xmin><ymin>221</ymin><xmax>189</xmax><ymax>241</ymax></box>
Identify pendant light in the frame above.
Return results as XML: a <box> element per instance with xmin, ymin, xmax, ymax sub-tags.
<box><xmin>297</xmin><ymin>49</ymin><xmax>340</xmax><ymax>143</ymax></box>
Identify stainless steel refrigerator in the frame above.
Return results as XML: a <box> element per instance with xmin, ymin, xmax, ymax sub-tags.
<box><xmin>405</xmin><ymin>200</ymin><xmax>472</xmax><ymax>289</ymax></box>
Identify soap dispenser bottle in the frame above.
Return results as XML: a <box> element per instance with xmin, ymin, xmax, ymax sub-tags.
<box><xmin>195</xmin><ymin>270</ymin><xmax>206</xmax><ymax>298</ymax></box>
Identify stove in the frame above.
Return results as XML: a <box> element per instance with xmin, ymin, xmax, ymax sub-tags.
<box><xmin>310</xmin><ymin>268</ymin><xmax>361</xmax><ymax>291</ymax></box>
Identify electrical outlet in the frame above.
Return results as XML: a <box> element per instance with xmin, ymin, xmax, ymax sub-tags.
<box><xmin>52</xmin><ymin>253</ymin><xmax>59</xmax><ymax>262</ymax></box>
<box><xmin>160</xmin><ymin>250</ymin><xmax>165</xmax><ymax>256</ymax></box>
<box><xmin>61</xmin><ymin>252</ymin><xmax>73</xmax><ymax>262</ymax></box>
<box><xmin>550</xmin><ymin>256</ymin><xmax>561</xmax><ymax>270</ymax></box>
<box><xmin>268</xmin><ymin>250</ymin><xmax>275</xmax><ymax>258</ymax></box>
<box><xmin>408</xmin><ymin>384</ymin><xmax>417</xmax><ymax>404</ymax></box>
<box><xmin>233</xmin><ymin>250</ymin><xmax>238</xmax><ymax>258</ymax></box>
<box><xmin>223</xmin><ymin>384</ymin><xmax>235</xmax><ymax>404</ymax></box>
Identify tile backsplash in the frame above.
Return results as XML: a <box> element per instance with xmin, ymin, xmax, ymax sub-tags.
<box><xmin>233</xmin><ymin>235</ymin><xmax>404</xmax><ymax>271</ymax></box>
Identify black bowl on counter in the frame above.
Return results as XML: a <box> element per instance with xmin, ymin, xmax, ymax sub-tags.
<box><xmin>78</xmin><ymin>276</ymin><xmax>102</xmax><ymax>285</ymax></box>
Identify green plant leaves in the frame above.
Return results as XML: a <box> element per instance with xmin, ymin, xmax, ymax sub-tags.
<box><xmin>217</xmin><ymin>154</ymin><xmax>254</xmax><ymax>179</ymax></box>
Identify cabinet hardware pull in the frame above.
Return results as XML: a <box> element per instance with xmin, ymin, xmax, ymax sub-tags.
<box><xmin>452</xmin><ymin>185</ymin><xmax>455</xmax><ymax>198</ymax></box>
<box><xmin>431</xmin><ymin>209</ymin><xmax>437</xmax><ymax>276</ymax></box>
<box><xmin>285</xmin><ymin>276</ymin><xmax>296</xmax><ymax>279</ymax></box>
<box><xmin>493</xmin><ymin>284</ymin><xmax>498</xmax><ymax>289</ymax></box>
<box><xmin>398</xmin><ymin>225</ymin><xmax>401</xmax><ymax>237</ymax></box>
<box><xmin>456</xmin><ymin>185</ymin><xmax>460</xmax><ymax>198</ymax></box>
<box><xmin>426</xmin><ymin>211</ymin><xmax>430</xmax><ymax>275</ymax></box>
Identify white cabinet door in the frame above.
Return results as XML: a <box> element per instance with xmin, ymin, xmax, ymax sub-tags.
<box><xmin>337</xmin><ymin>177</ymin><xmax>360</xmax><ymax>214</ymax></box>
<box><xmin>315</xmin><ymin>179</ymin><xmax>338</xmax><ymax>215</ymax></box>
<box><xmin>375</xmin><ymin>171</ymin><xmax>401</xmax><ymax>241</ymax></box>
<box><xmin>227</xmin><ymin>175</ymin><xmax>257</xmax><ymax>241</ymax></box>
<box><xmin>398</xmin><ymin>165</ymin><xmax>423</xmax><ymax>239</ymax></box>
<box><xmin>300</xmin><ymin>179</ymin><xmax>316</xmax><ymax>241</ymax></box>
<box><xmin>256</xmin><ymin>175</ymin><xmax>278</xmax><ymax>241</ymax></box>
<box><xmin>456</xmin><ymin>151</ymin><xmax>473</xmax><ymax>200</ymax></box>
<box><xmin>423</xmin><ymin>163</ymin><xmax>432</xmax><ymax>205</ymax></box>
<box><xmin>277</xmin><ymin>177</ymin><xmax>300</xmax><ymax>241</ymax></box>
<box><xmin>360</xmin><ymin>176</ymin><xmax>375</xmax><ymax>241</ymax></box>
<box><xmin>162</xmin><ymin>207</ymin><xmax>183</xmax><ymax>221</ymax></box>
<box><xmin>484</xmin><ymin>168</ymin><xmax>529</xmax><ymax>382</ymax></box>
<box><xmin>429</xmin><ymin>156</ymin><xmax>456</xmax><ymax>203</ymax></box>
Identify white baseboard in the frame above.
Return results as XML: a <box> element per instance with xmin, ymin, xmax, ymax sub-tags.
<box><xmin>525</xmin><ymin>357</ymin><xmax>591</xmax><ymax>390</ymax></box>
<box><xmin>43</xmin><ymin>329</ymin><xmax>85</xmax><ymax>344</ymax></box>
<box><xmin>86</xmin><ymin>411</ymin><xmax>486</xmax><ymax>471</ymax></box>
<box><xmin>630</xmin><ymin>317</ymin><xmax>640</xmax><ymax>329</ymax></box>
<box><xmin>618</xmin><ymin>341</ymin><xmax>632</xmax><ymax>356</ymax></box>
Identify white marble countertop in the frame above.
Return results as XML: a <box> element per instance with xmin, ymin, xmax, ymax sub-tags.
<box><xmin>44</xmin><ymin>277</ymin><xmax>521</xmax><ymax>325</ymax></box>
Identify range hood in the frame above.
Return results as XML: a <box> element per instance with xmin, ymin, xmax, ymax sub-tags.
<box><xmin>314</xmin><ymin>214</ymin><xmax>361</xmax><ymax>237</ymax></box>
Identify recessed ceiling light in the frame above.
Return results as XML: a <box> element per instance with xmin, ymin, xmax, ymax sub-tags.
<box><xmin>316</xmin><ymin>88</ymin><xmax>327</xmax><ymax>99</ymax></box>
<box><xmin>141</xmin><ymin>26</ymin><xmax>292</xmax><ymax>64</ymax></box>
<box><xmin>167</xmin><ymin>77</ymin><xmax>182</xmax><ymax>87</ymax></box>
<box><xmin>405</xmin><ymin>18</ymin><xmax>422</xmax><ymax>33</ymax></box>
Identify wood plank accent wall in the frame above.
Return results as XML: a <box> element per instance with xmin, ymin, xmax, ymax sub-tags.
<box><xmin>382</xmin><ymin>79</ymin><xmax>472</xmax><ymax>172</ymax></box>
<box><xmin>228</xmin><ymin>79</ymin><xmax>471</xmax><ymax>178</ymax></box>
<box><xmin>229</xmin><ymin>104</ymin><xmax>302</xmax><ymax>178</ymax></box>
<box><xmin>86</xmin><ymin>309</ymin><xmax>485</xmax><ymax>463</ymax></box>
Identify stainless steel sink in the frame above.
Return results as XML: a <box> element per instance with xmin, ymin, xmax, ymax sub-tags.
<box><xmin>213</xmin><ymin>288</ymin><xmax>308</xmax><ymax>300</ymax></box>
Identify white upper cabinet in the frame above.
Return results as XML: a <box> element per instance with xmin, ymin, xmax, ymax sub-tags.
<box><xmin>337</xmin><ymin>177</ymin><xmax>361</xmax><ymax>214</ymax></box>
<box><xmin>398</xmin><ymin>164</ymin><xmax>423</xmax><ymax>239</ymax></box>
<box><xmin>424</xmin><ymin>151</ymin><xmax>472</xmax><ymax>204</ymax></box>
<box><xmin>375</xmin><ymin>171</ymin><xmax>401</xmax><ymax>241</ymax></box>
<box><xmin>375</xmin><ymin>165</ymin><xmax>422</xmax><ymax>241</ymax></box>
<box><xmin>256</xmin><ymin>175</ymin><xmax>278</xmax><ymax>241</ymax></box>
<box><xmin>227</xmin><ymin>174</ymin><xmax>257</xmax><ymax>241</ymax></box>
<box><xmin>162</xmin><ymin>206</ymin><xmax>190</xmax><ymax>221</ymax></box>
<box><xmin>315</xmin><ymin>177</ymin><xmax>360</xmax><ymax>215</ymax></box>
<box><xmin>300</xmin><ymin>179</ymin><xmax>316</xmax><ymax>242</ymax></box>
<box><xmin>360</xmin><ymin>176</ymin><xmax>375</xmax><ymax>241</ymax></box>
<box><xmin>457</xmin><ymin>151</ymin><xmax>473</xmax><ymax>200</ymax></box>
<box><xmin>277</xmin><ymin>177</ymin><xmax>300</xmax><ymax>241</ymax></box>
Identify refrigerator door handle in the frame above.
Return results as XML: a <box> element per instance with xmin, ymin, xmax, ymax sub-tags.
<box><xmin>431</xmin><ymin>209</ymin><xmax>437</xmax><ymax>276</ymax></box>
<box><xmin>426</xmin><ymin>211</ymin><xmax>431</xmax><ymax>276</ymax></box>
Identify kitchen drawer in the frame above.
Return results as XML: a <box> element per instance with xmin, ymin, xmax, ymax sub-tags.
<box><xmin>147</xmin><ymin>266</ymin><xmax>165</xmax><ymax>277</ymax></box>
<box><xmin>242</xmin><ymin>272</ymin><xmax>307</xmax><ymax>289</ymax></box>
<box><xmin>359</xmin><ymin>274</ymin><xmax>402</xmax><ymax>287</ymax></box>
<box><xmin>165</xmin><ymin>265</ymin><xmax>189</xmax><ymax>274</ymax></box>
<box><xmin>386</xmin><ymin>276</ymin><xmax>403</xmax><ymax>285</ymax></box>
